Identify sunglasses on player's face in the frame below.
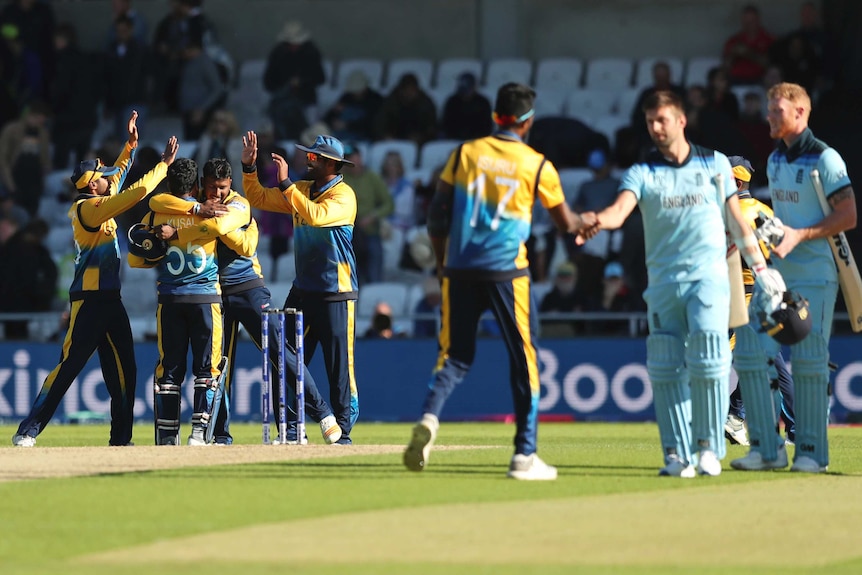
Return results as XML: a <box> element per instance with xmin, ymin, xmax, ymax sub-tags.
<box><xmin>306</xmin><ymin>152</ymin><xmax>319</xmax><ymax>162</ymax></box>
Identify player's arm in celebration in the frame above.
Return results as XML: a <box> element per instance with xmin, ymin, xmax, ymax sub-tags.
<box><xmin>220</xmin><ymin>217</ymin><xmax>259</xmax><ymax>258</ymax></box>
<box><xmin>78</xmin><ymin>135</ymin><xmax>178</xmax><ymax>228</ymax></box>
<box><xmin>240</xmin><ymin>131</ymin><xmax>296</xmax><ymax>214</ymax></box>
<box><xmin>149</xmin><ymin>194</ymin><xmax>245</xmax><ymax>244</ymax></box>
<box><xmin>271</xmin><ymin>152</ymin><xmax>355</xmax><ymax>225</ymax></box>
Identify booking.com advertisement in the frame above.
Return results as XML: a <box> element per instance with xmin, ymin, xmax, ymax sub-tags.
<box><xmin>1</xmin><ymin>338</ymin><xmax>861</xmax><ymax>424</ymax></box>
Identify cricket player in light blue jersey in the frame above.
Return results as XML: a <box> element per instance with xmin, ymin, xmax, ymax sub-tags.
<box><xmin>732</xmin><ymin>82</ymin><xmax>855</xmax><ymax>474</ymax></box>
<box><xmin>578</xmin><ymin>91</ymin><xmax>786</xmax><ymax>477</ymax></box>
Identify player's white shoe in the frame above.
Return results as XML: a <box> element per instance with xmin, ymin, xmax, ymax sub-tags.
<box><xmin>730</xmin><ymin>443</ymin><xmax>788</xmax><ymax>470</ymax></box>
<box><xmin>12</xmin><ymin>434</ymin><xmax>35</xmax><ymax>447</ymax></box>
<box><xmin>507</xmin><ymin>453</ymin><xmax>558</xmax><ymax>481</ymax></box>
<box><xmin>697</xmin><ymin>450</ymin><xmax>722</xmax><ymax>476</ymax></box>
<box><xmin>724</xmin><ymin>414</ymin><xmax>749</xmax><ymax>446</ymax></box>
<box><xmin>790</xmin><ymin>455</ymin><xmax>827</xmax><ymax>473</ymax></box>
<box><xmin>319</xmin><ymin>415</ymin><xmax>342</xmax><ymax>444</ymax></box>
<box><xmin>403</xmin><ymin>413</ymin><xmax>438</xmax><ymax>472</ymax></box>
<box><xmin>187</xmin><ymin>425</ymin><xmax>209</xmax><ymax>446</ymax></box>
<box><xmin>658</xmin><ymin>455</ymin><xmax>695</xmax><ymax>478</ymax></box>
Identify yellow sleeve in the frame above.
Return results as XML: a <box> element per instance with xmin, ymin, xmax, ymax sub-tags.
<box><xmin>536</xmin><ymin>160</ymin><xmax>565</xmax><ymax>210</ymax></box>
<box><xmin>149</xmin><ymin>192</ymin><xmax>197</xmax><ymax>215</ymax></box>
<box><xmin>127</xmin><ymin>252</ymin><xmax>159</xmax><ymax>268</ymax></box>
<box><xmin>105</xmin><ymin>143</ymin><xmax>135</xmax><ymax>197</ymax></box>
<box><xmin>220</xmin><ymin>217</ymin><xmax>259</xmax><ymax>257</ymax></box>
<box><xmin>439</xmin><ymin>148</ymin><xmax>459</xmax><ymax>185</ymax></box>
<box><xmin>242</xmin><ymin>171</ymin><xmax>295</xmax><ymax>214</ymax></box>
<box><xmin>78</xmin><ymin>161</ymin><xmax>168</xmax><ymax>229</ymax></box>
<box><xmin>287</xmin><ymin>183</ymin><xmax>356</xmax><ymax>226</ymax></box>
<box><xmin>174</xmin><ymin>202</ymin><xmax>251</xmax><ymax>244</ymax></box>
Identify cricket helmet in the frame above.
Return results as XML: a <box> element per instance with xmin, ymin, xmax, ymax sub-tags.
<box><xmin>752</xmin><ymin>287</ymin><xmax>812</xmax><ymax>345</ymax></box>
<box><xmin>127</xmin><ymin>223</ymin><xmax>168</xmax><ymax>260</ymax></box>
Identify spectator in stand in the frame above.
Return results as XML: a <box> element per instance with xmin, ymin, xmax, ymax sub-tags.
<box><xmin>192</xmin><ymin>109</ymin><xmax>243</xmax><ymax>189</ymax></box>
<box><xmin>440</xmin><ymin>72</ymin><xmax>492</xmax><ymax>141</ymax></box>
<box><xmin>684</xmin><ymin>84</ymin><xmax>708</xmax><ymax>143</ymax></box>
<box><xmin>253</xmin><ymin>121</ymin><xmax>293</xmax><ymax>282</ymax></box>
<box><xmin>381</xmin><ymin>150</ymin><xmax>416</xmax><ymax>235</ymax></box>
<box><xmin>588</xmin><ymin>260</ymin><xmax>635</xmax><ymax>335</ymax></box>
<box><xmin>342</xmin><ymin>143</ymin><xmax>393</xmax><ymax>285</ymax></box>
<box><xmin>50</xmin><ymin>23</ymin><xmax>99</xmax><ymax>170</ymax></box>
<box><xmin>324</xmin><ymin>70</ymin><xmax>383</xmax><ymax>143</ymax></box>
<box><xmin>363</xmin><ymin>301</ymin><xmax>404</xmax><ymax>339</ymax></box>
<box><xmin>0</xmin><ymin>0</ymin><xmax>54</xmax><ymax>90</ymax></box>
<box><xmin>539</xmin><ymin>260</ymin><xmax>587</xmax><ymax>337</ymax></box>
<box><xmin>104</xmin><ymin>14</ymin><xmax>150</xmax><ymax>142</ymax></box>
<box><xmin>375</xmin><ymin>73</ymin><xmax>437</xmax><ymax>146</ymax></box>
<box><xmin>722</xmin><ymin>4</ymin><xmax>774</xmax><ymax>86</ymax></box>
<box><xmin>631</xmin><ymin>61</ymin><xmax>686</xmax><ymax>144</ymax></box>
<box><xmin>0</xmin><ymin>22</ymin><xmax>42</xmax><ymax>115</ymax></box>
<box><xmin>570</xmin><ymin>149</ymin><xmax>621</xmax><ymax>304</ymax></box>
<box><xmin>106</xmin><ymin>0</ymin><xmax>148</xmax><ymax>47</ymax></box>
<box><xmin>0</xmin><ymin>216</ymin><xmax>57</xmax><ymax>339</ymax></box>
<box><xmin>705</xmin><ymin>66</ymin><xmax>739</xmax><ymax>121</ymax></box>
<box><xmin>770</xmin><ymin>31</ymin><xmax>819</xmax><ymax>94</ymax></box>
<box><xmin>413</xmin><ymin>275</ymin><xmax>441</xmax><ymax>338</ymax></box>
<box><xmin>151</xmin><ymin>0</ymin><xmax>188</xmax><ymax>112</ymax></box>
<box><xmin>263</xmin><ymin>20</ymin><xmax>325</xmax><ymax>140</ymax></box>
<box><xmin>735</xmin><ymin>90</ymin><xmax>772</xmax><ymax>184</ymax></box>
<box><xmin>177</xmin><ymin>33</ymin><xmax>224</xmax><ymax>141</ymax></box>
<box><xmin>0</xmin><ymin>100</ymin><xmax>49</xmax><ymax>217</ymax></box>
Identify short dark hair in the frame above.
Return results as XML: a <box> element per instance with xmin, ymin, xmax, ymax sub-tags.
<box><xmin>494</xmin><ymin>82</ymin><xmax>535</xmax><ymax>126</ymax></box>
<box><xmin>167</xmin><ymin>158</ymin><xmax>198</xmax><ymax>196</ymax></box>
<box><xmin>642</xmin><ymin>90</ymin><xmax>685</xmax><ymax>114</ymax></box>
<box><xmin>203</xmin><ymin>158</ymin><xmax>232</xmax><ymax>180</ymax></box>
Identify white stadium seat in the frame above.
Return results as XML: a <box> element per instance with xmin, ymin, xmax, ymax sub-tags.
<box><xmin>565</xmin><ymin>89</ymin><xmax>617</xmax><ymax>121</ymax></box>
<box><xmin>590</xmin><ymin>115</ymin><xmax>631</xmax><ymax>148</ymax></box>
<box><xmin>534</xmin><ymin>57</ymin><xmax>583</xmax><ymax>92</ymax></box>
<box><xmin>584</xmin><ymin>58</ymin><xmax>634</xmax><ymax>90</ymax></box>
<box><xmin>483</xmin><ymin>58</ymin><xmax>533</xmax><ymax>90</ymax></box>
<box><xmin>634</xmin><ymin>57</ymin><xmax>684</xmax><ymax>89</ymax></box>
<box><xmin>685</xmin><ymin>56</ymin><xmax>722</xmax><ymax>87</ymax></box>
<box><xmin>384</xmin><ymin>58</ymin><xmax>434</xmax><ymax>92</ymax></box>
<box><xmin>334</xmin><ymin>59</ymin><xmax>384</xmax><ymax>91</ymax></box>
<box><xmin>558</xmin><ymin>168</ymin><xmax>594</xmax><ymax>205</ymax></box>
<box><xmin>418</xmin><ymin>139</ymin><xmax>459</xmax><ymax>172</ymax></box>
<box><xmin>533</xmin><ymin>90</ymin><xmax>567</xmax><ymax>118</ymax></box>
<box><xmin>615</xmin><ymin>88</ymin><xmax>642</xmax><ymax>119</ymax></box>
<box><xmin>435</xmin><ymin>58</ymin><xmax>483</xmax><ymax>93</ymax></box>
<box><xmin>358</xmin><ymin>282</ymin><xmax>412</xmax><ymax>318</ymax></box>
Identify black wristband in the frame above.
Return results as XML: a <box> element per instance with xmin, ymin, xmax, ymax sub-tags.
<box><xmin>278</xmin><ymin>179</ymin><xmax>292</xmax><ymax>192</ymax></box>
<box><xmin>242</xmin><ymin>163</ymin><xmax>257</xmax><ymax>173</ymax></box>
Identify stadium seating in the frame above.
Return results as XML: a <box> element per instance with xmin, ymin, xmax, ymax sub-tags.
<box><xmin>534</xmin><ymin>57</ymin><xmax>584</xmax><ymax>92</ymax></box>
<box><xmin>334</xmin><ymin>59</ymin><xmax>385</xmax><ymax>91</ymax></box>
<box><xmin>590</xmin><ymin>115</ymin><xmax>631</xmax><ymax>148</ymax></box>
<box><xmin>685</xmin><ymin>56</ymin><xmax>722</xmax><ymax>87</ymax></box>
<box><xmin>435</xmin><ymin>58</ymin><xmax>483</xmax><ymax>92</ymax></box>
<box><xmin>533</xmin><ymin>90</ymin><xmax>567</xmax><ymax>119</ymax></box>
<box><xmin>565</xmin><ymin>89</ymin><xmax>618</xmax><ymax>121</ymax></box>
<box><xmin>418</xmin><ymin>139</ymin><xmax>459</xmax><ymax>171</ymax></box>
<box><xmin>358</xmin><ymin>281</ymin><xmax>412</xmax><ymax>318</ymax></box>
<box><xmin>484</xmin><ymin>58</ymin><xmax>533</xmax><ymax>90</ymax></box>
<box><xmin>633</xmin><ymin>57</ymin><xmax>684</xmax><ymax>89</ymax></box>
<box><xmin>584</xmin><ymin>58</ymin><xmax>633</xmax><ymax>90</ymax></box>
<box><xmin>384</xmin><ymin>58</ymin><xmax>434</xmax><ymax>92</ymax></box>
<box><xmin>558</xmin><ymin>168</ymin><xmax>594</xmax><ymax>205</ymax></box>
<box><xmin>367</xmin><ymin>140</ymin><xmax>419</xmax><ymax>173</ymax></box>
<box><xmin>615</xmin><ymin>88</ymin><xmax>641</xmax><ymax>121</ymax></box>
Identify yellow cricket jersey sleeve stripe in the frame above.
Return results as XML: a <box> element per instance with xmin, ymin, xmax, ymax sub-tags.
<box><xmin>536</xmin><ymin>161</ymin><xmax>565</xmax><ymax>210</ymax></box>
<box><xmin>287</xmin><ymin>181</ymin><xmax>356</xmax><ymax>227</ymax></box>
<box><xmin>78</xmin><ymin>161</ymin><xmax>168</xmax><ymax>229</ymax></box>
<box><xmin>220</xmin><ymin>217</ymin><xmax>259</xmax><ymax>258</ymax></box>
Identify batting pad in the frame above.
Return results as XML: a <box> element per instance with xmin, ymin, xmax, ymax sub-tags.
<box><xmin>686</xmin><ymin>331</ymin><xmax>731</xmax><ymax>459</ymax></box>
<box><xmin>791</xmin><ymin>333</ymin><xmax>830</xmax><ymax>467</ymax></box>
<box><xmin>647</xmin><ymin>334</ymin><xmax>692</xmax><ymax>464</ymax></box>
<box><xmin>734</xmin><ymin>326</ymin><xmax>782</xmax><ymax>458</ymax></box>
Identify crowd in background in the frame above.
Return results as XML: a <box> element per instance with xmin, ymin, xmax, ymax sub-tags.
<box><xmin>0</xmin><ymin>0</ymin><xmax>854</xmax><ymax>340</ymax></box>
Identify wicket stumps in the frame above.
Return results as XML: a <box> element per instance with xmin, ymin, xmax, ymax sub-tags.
<box><xmin>261</xmin><ymin>308</ymin><xmax>306</xmax><ymax>445</ymax></box>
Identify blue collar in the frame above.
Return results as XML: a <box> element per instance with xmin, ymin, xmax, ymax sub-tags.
<box><xmin>776</xmin><ymin>128</ymin><xmax>816</xmax><ymax>163</ymax></box>
<box><xmin>313</xmin><ymin>174</ymin><xmax>343</xmax><ymax>196</ymax></box>
<box><xmin>493</xmin><ymin>129</ymin><xmax>523</xmax><ymax>143</ymax></box>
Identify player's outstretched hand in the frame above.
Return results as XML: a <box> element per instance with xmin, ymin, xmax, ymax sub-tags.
<box><xmin>127</xmin><ymin>110</ymin><xmax>139</xmax><ymax>148</ymax></box>
<box><xmin>162</xmin><ymin>136</ymin><xmax>178</xmax><ymax>166</ymax></box>
<box><xmin>198</xmin><ymin>198</ymin><xmax>229</xmax><ymax>218</ymax></box>
<box><xmin>272</xmin><ymin>153</ymin><xmax>289</xmax><ymax>183</ymax></box>
<box><xmin>754</xmin><ymin>268</ymin><xmax>787</xmax><ymax>302</ymax></box>
<box><xmin>241</xmin><ymin>131</ymin><xmax>258</xmax><ymax>167</ymax></box>
<box><xmin>154</xmin><ymin>223</ymin><xmax>177</xmax><ymax>241</ymax></box>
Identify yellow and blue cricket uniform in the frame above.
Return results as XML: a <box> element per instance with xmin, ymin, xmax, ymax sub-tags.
<box><xmin>150</xmin><ymin>191</ymin><xmax>335</xmax><ymax>443</ymax></box>
<box><xmin>764</xmin><ymin>128</ymin><xmax>852</xmax><ymax>467</ymax></box>
<box><xmin>16</xmin><ymin>144</ymin><xmax>168</xmax><ymax>445</ymax></box>
<box><xmin>729</xmin><ymin>195</ymin><xmax>796</xmax><ymax>446</ymax></box>
<box><xmin>244</xmin><ymin>167</ymin><xmax>359</xmax><ymax>442</ymax></box>
<box><xmin>622</xmin><ymin>145</ymin><xmax>736</xmax><ymax>465</ymax></box>
<box><xmin>424</xmin><ymin>131</ymin><xmax>564</xmax><ymax>456</ymax></box>
<box><xmin>129</xmin><ymin>196</ymin><xmax>225</xmax><ymax>444</ymax></box>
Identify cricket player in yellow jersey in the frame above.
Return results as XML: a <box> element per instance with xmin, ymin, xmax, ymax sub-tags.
<box><xmin>13</xmin><ymin>112</ymin><xmax>178</xmax><ymax>447</ymax></box>
<box><xmin>241</xmin><ymin>131</ymin><xmax>359</xmax><ymax>444</ymax></box>
<box><xmin>129</xmin><ymin>158</ymin><xmax>235</xmax><ymax>445</ymax></box>
<box><xmin>403</xmin><ymin>83</ymin><xmax>596</xmax><ymax>479</ymax></box>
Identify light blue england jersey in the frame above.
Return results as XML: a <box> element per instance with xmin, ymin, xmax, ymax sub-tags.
<box><xmin>619</xmin><ymin>145</ymin><xmax>736</xmax><ymax>287</ymax></box>
<box><xmin>768</xmin><ymin>128</ymin><xmax>852</xmax><ymax>285</ymax></box>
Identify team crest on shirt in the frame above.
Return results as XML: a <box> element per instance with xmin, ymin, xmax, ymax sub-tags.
<box><xmin>695</xmin><ymin>173</ymin><xmax>703</xmax><ymax>187</ymax></box>
<box><xmin>796</xmin><ymin>169</ymin><xmax>804</xmax><ymax>184</ymax></box>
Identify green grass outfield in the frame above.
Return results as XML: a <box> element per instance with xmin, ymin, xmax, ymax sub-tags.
<box><xmin>2</xmin><ymin>422</ymin><xmax>862</xmax><ymax>575</ymax></box>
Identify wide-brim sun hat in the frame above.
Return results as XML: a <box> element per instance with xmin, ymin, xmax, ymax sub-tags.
<box><xmin>295</xmin><ymin>135</ymin><xmax>354</xmax><ymax>166</ymax></box>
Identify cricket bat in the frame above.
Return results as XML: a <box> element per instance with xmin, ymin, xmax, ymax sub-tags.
<box><xmin>811</xmin><ymin>169</ymin><xmax>862</xmax><ymax>332</ymax></box>
<box><xmin>728</xmin><ymin>248</ymin><xmax>748</xmax><ymax>328</ymax></box>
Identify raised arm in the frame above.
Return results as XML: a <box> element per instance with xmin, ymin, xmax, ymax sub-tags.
<box><xmin>220</xmin><ymin>217</ymin><xmax>259</xmax><ymax>258</ymax></box>
<box><xmin>240</xmin><ymin>130</ymin><xmax>296</xmax><ymax>214</ymax></box>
